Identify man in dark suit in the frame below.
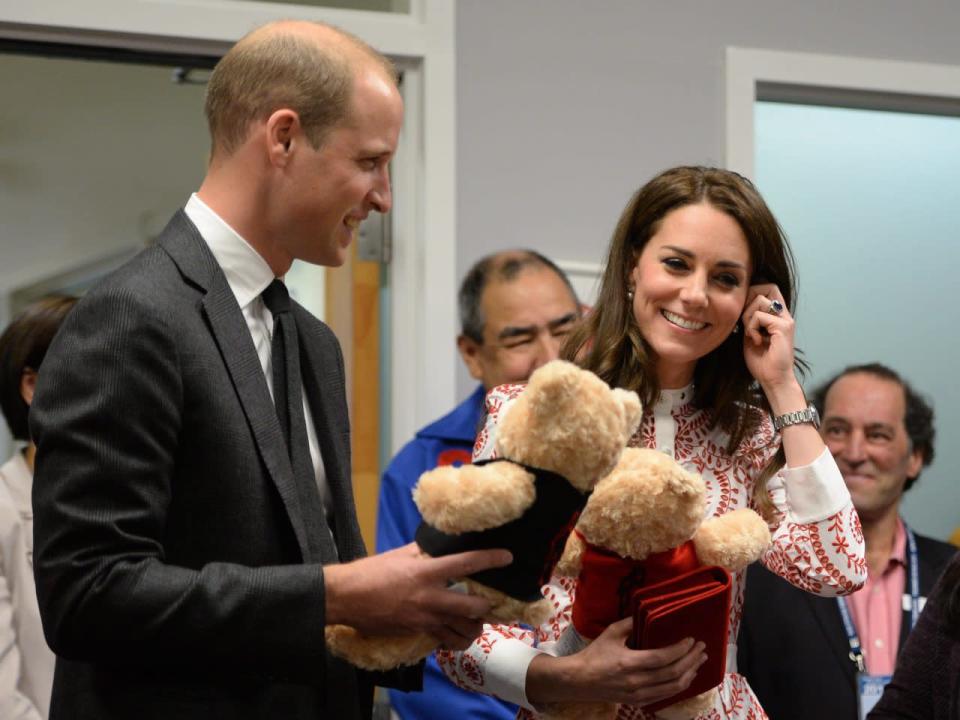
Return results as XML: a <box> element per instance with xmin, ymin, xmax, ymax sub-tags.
<box><xmin>738</xmin><ymin>363</ymin><xmax>955</xmax><ymax>720</ymax></box>
<box><xmin>29</xmin><ymin>20</ymin><xmax>509</xmax><ymax>720</ymax></box>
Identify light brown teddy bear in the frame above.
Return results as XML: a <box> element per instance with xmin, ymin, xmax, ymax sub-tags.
<box><xmin>544</xmin><ymin>447</ymin><xmax>772</xmax><ymax>720</ymax></box>
<box><xmin>325</xmin><ymin>360</ymin><xmax>643</xmax><ymax>671</ymax></box>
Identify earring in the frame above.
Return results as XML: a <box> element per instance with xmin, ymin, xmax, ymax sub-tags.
<box><xmin>732</xmin><ymin>321</ymin><xmax>741</xmax><ymax>335</ymax></box>
<box><xmin>627</xmin><ymin>287</ymin><xmax>634</xmax><ymax>302</ymax></box>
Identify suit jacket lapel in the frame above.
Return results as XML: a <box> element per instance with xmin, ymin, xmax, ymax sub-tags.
<box><xmin>809</xmin><ymin>594</ymin><xmax>859</xmax><ymax>681</ymax></box>
<box><xmin>157</xmin><ymin>212</ymin><xmax>314</xmax><ymax>563</ymax></box>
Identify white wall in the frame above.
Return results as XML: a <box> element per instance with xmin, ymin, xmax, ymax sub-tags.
<box><xmin>456</xmin><ymin>0</ymin><xmax>960</xmax><ymax>284</ymax></box>
<box><xmin>0</xmin><ymin>56</ymin><xmax>208</xmax><ymax>291</ymax></box>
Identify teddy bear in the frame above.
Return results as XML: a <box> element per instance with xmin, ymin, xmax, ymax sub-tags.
<box><xmin>325</xmin><ymin>360</ymin><xmax>643</xmax><ymax>671</ymax></box>
<box><xmin>543</xmin><ymin>447</ymin><xmax>772</xmax><ymax>720</ymax></box>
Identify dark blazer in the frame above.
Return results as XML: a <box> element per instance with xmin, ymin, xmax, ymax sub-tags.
<box><xmin>737</xmin><ymin>531</ymin><xmax>956</xmax><ymax>720</ymax></box>
<box><xmin>30</xmin><ymin>212</ymin><xmax>413</xmax><ymax>719</ymax></box>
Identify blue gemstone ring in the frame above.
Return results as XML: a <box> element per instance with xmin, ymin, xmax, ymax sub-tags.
<box><xmin>767</xmin><ymin>299</ymin><xmax>785</xmax><ymax>316</ymax></box>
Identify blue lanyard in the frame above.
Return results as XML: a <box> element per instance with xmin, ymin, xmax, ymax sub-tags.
<box><xmin>836</xmin><ymin>526</ymin><xmax>920</xmax><ymax>673</ymax></box>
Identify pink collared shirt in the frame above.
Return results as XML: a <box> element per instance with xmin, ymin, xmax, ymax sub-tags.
<box><xmin>846</xmin><ymin>518</ymin><xmax>907</xmax><ymax>676</ymax></box>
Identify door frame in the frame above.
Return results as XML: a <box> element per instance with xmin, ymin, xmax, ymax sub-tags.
<box><xmin>0</xmin><ymin>0</ymin><xmax>458</xmax><ymax>453</ymax></box>
<box><xmin>725</xmin><ymin>47</ymin><xmax>960</xmax><ymax>178</ymax></box>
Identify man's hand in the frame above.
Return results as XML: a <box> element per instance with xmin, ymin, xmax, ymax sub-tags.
<box><xmin>527</xmin><ymin>617</ymin><xmax>706</xmax><ymax>706</ymax></box>
<box><xmin>325</xmin><ymin>543</ymin><xmax>512</xmax><ymax>650</ymax></box>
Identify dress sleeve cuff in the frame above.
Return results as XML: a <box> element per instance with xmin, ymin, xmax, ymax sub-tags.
<box><xmin>483</xmin><ymin>638</ymin><xmax>544</xmax><ymax>710</ymax></box>
<box><xmin>781</xmin><ymin>446</ymin><xmax>851</xmax><ymax>523</ymax></box>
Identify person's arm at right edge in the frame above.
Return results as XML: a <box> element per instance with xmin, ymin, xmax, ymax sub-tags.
<box><xmin>868</xmin><ymin>554</ymin><xmax>960</xmax><ymax>720</ymax></box>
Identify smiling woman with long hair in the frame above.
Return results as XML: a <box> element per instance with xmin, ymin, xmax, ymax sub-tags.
<box><xmin>439</xmin><ymin>166</ymin><xmax>867</xmax><ymax>719</ymax></box>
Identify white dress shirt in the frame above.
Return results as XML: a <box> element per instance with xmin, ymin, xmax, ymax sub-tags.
<box><xmin>184</xmin><ymin>194</ymin><xmax>333</xmax><ymax>518</ymax></box>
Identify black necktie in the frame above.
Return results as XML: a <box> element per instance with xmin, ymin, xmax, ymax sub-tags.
<box><xmin>262</xmin><ymin>280</ymin><xmax>295</xmax><ymax>450</ymax></box>
<box><xmin>262</xmin><ymin>280</ymin><xmax>337</xmax><ymax>561</ymax></box>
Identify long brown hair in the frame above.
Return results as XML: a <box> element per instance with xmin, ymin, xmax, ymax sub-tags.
<box><xmin>563</xmin><ymin>166</ymin><xmax>803</xmax><ymax>505</ymax></box>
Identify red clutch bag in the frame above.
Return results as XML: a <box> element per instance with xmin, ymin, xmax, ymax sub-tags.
<box><xmin>628</xmin><ymin>565</ymin><xmax>731</xmax><ymax>714</ymax></box>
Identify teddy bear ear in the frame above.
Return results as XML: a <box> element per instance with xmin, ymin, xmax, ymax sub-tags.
<box><xmin>612</xmin><ymin>388</ymin><xmax>643</xmax><ymax>434</ymax></box>
<box><xmin>666</xmin><ymin>465</ymin><xmax>707</xmax><ymax>500</ymax></box>
<box><xmin>523</xmin><ymin>360</ymin><xmax>577</xmax><ymax>410</ymax></box>
<box><xmin>527</xmin><ymin>359</ymin><xmax>569</xmax><ymax>382</ymax></box>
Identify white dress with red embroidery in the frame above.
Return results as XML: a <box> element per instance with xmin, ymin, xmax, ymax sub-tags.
<box><xmin>438</xmin><ymin>383</ymin><xmax>867</xmax><ymax>719</ymax></box>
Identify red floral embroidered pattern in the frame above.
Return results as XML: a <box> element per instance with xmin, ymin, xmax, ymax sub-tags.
<box><xmin>473</xmin><ymin>383</ymin><xmax>529</xmax><ymax>461</ymax></box>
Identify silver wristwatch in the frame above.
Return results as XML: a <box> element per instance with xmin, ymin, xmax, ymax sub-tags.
<box><xmin>772</xmin><ymin>404</ymin><xmax>820</xmax><ymax>431</ymax></box>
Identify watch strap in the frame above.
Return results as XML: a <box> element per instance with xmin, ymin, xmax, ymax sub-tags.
<box><xmin>772</xmin><ymin>405</ymin><xmax>820</xmax><ymax>431</ymax></box>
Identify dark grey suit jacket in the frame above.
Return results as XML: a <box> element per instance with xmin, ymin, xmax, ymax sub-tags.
<box><xmin>30</xmin><ymin>212</ymin><xmax>415</xmax><ymax>719</ymax></box>
<box><xmin>737</xmin><ymin>531</ymin><xmax>956</xmax><ymax>720</ymax></box>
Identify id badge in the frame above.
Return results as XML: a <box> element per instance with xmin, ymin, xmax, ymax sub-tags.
<box><xmin>857</xmin><ymin>673</ymin><xmax>892</xmax><ymax>720</ymax></box>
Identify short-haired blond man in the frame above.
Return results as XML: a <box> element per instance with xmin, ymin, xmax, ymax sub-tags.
<box><xmin>30</xmin><ymin>21</ymin><xmax>509</xmax><ymax>720</ymax></box>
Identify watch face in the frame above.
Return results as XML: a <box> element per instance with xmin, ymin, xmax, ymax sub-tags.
<box><xmin>809</xmin><ymin>405</ymin><xmax>821</xmax><ymax>428</ymax></box>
